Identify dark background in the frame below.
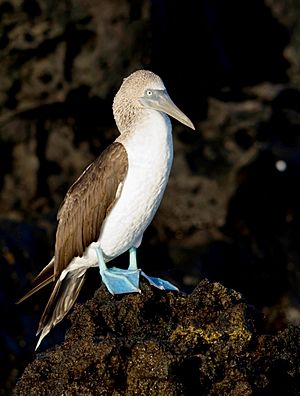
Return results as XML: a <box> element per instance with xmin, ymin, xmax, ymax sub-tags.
<box><xmin>1</xmin><ymin>0</ymin><xmax>300</xmax><ymax>393</ymax></box>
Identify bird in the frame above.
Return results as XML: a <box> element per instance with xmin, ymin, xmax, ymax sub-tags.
<box><xmin>17</xmin><ymin>70</ymin><xmax>195</xmax><ymax>349</ymax></box>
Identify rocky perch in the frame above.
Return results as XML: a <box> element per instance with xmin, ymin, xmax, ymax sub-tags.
<box><xmin>14</xmin><ymin>280</ymin><xmax>300</xmax><ymax>395</ymax></box>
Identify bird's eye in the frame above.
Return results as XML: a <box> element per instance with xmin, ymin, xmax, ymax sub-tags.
<box><xmin>146</xmin><ymin>90</ymin><xmax>153</xmax><ymax>96</ymax></box>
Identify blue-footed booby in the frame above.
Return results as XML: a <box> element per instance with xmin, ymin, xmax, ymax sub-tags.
<box><xmin>17</xmin><ymin>70</ymin><xmax>195</xmax><ymax>349</ymax></box>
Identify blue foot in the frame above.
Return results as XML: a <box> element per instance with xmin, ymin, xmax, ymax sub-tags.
<box><xmin>95</xmin><ymin>246</ymin><xmax>179</xmax><ymax>294</ymax></box>
<box><xmin>141</xmin><ymin>271</ymin><xmax>179</xmax><ymax>291</ymax></box>
<box><xmin>130</xmin><ymin>247</ymin><xmax>179</xmax><ymax>291</ymax></box>
<box><xmin>101</xmin><ymin>267</ymin><xmax>141</xmax><ymax>295</ymax></box>
<box><xmin>95</xmin><ymin>247</ymin><xmax>141</xmax><ymax>295</ymax></box>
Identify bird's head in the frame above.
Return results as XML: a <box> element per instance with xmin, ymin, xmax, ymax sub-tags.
<box><xmin>113</xmin><ymin>70</ymin><xmax>195</xmax><ymax>133</ymax></box>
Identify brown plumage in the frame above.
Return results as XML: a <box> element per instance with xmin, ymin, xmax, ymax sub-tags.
<box><xmin>54</xmin><ymin>142</ymin><xmax>128</xmax><ymax>277</ymax></box>
<box><xmin>17</xmin><ymin>142</ymin><xmax>128</xmax><ymax>346</ymax></box>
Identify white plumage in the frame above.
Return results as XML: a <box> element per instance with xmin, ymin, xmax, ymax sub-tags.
<box><xmin>100</xmin><ymin>110</ymin><xmax>173</xmax><ymax>259</ymax></box>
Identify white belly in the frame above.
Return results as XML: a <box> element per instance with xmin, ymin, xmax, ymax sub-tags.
<box><xmin>98</xmin><ymin>111</ymin><xmax>173</xmax><ymax>260</ymax></box>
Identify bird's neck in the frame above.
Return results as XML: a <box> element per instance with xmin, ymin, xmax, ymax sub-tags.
<box><xmin>117</xmin><ymin>110</ymin><xmax>174</xmax><ymax>194</ymax></box>
<box><xmin>116</xmin><ymin>110</ymin><xmax>173</xmax><ymax>155</ymax></box>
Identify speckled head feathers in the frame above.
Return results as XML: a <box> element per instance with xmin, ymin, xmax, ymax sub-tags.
<box><xmin>120</xmin><ymin>70</ymin><xmax>165</xmax><ymax>96</ymax></box>
<box><xmin>113</xmin><ymin>70</ymin><xmax>166</xmax><ymax>133</ymax></box>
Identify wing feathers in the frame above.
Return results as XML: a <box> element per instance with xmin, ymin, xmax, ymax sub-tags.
<box><xmin>18</xmin><ymin>142</ymin><xmax>128</xmax><ymax>345</ymax></box>
<box><xmin>54</xmin><ymin>142</ymin><xmax>128</xmax><ymax>277</ymax></box>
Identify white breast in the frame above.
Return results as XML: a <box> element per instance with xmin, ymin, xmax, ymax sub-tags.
<box><xmin>98</xmin><ymin>110</ymin><xmax>173</xmax><ymax>260</ymax></box>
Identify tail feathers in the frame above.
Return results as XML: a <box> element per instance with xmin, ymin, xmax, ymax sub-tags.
<box><xmin>16</xmin><ymin>258</ymin><xmax>55</xmax><ymax>304</ymax></box>
<box><xmin>35</xmin><ymin>269</ymin><xmax>87</xmax><ymax>350</ymax></box>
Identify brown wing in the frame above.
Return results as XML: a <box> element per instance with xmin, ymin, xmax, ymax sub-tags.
<box><xmin>54</xmin><ymin>142</ymin><xmax>128</xmax><ymax>278</ymax></box>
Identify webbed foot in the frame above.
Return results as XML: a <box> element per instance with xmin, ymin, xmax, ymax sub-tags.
<box><xmin>141</xmin><ymin>271</ymin><xmax>179</xmax><ymax>291</ymax></box>
<box><xmin>95</xmin><ymin>246</ymin><xmax>179</xmax><ymax>295</ymax></box>
<box><xmin>100</xmin><ymin>267</ymin><xmax>141</xmax><ymax>294</ymax></box>
<box><xmin>130</xmin><ymin>247</ymin><xmax>179</xmax><ymax>291</ymax></box>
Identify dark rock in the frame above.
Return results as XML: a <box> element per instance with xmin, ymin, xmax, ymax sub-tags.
<box><xmin>13</xmin><ymin>280</ymin><xmax>300</xmax><ymax>395</ymax></box>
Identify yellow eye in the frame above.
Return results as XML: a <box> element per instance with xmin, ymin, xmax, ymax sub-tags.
<box><xmin>146</xmin><ymin>90</ymin><xmax>153</xmax><ymax>96</ymax></box>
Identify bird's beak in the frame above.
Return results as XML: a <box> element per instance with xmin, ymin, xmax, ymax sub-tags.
<box><xmin>139</xmin><ymin>90</ymin><xmax>195</xmax><ymax>130</ymax></box>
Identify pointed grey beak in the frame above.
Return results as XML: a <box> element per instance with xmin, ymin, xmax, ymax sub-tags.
<box><xmin>139</xmin><ymin>90</ymin><xmax>195</xmax><ymax>130</ymax></box>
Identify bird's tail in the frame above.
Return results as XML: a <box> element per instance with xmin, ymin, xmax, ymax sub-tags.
<box><xmin>17</xmin><ymin>257</ymin><xmax>87</xmax><ymax>349</ymax></box>
<box><xmin>35</xmin><ymin>269</ymin><xmax>87</xmax><ymax>349</ymax></box>
<box><xmin>16</xmin><ymin>257</ymin><xmax>56</xmax><ymax>304</ymax></box>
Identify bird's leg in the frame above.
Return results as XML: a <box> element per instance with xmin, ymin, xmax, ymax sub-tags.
<box><xmin>128</xmin><ymin>247</ymin><xmax>179</xmax><ymax>292</ymax></box>
<box><xmin>128</xmin><ymin>247</ymin><xmax>138</xmax><ymax>270</ymax></box>
<box><xmin>95</xmin><ymin>247</ymin><xmax>141</xmax><ymax>295</ymax></box>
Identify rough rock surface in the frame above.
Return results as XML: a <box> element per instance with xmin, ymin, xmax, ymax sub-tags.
<box><xmin>14</xmin><ymin>280</ymin><xmax>300</xmax><ymax>395</ymax></box>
